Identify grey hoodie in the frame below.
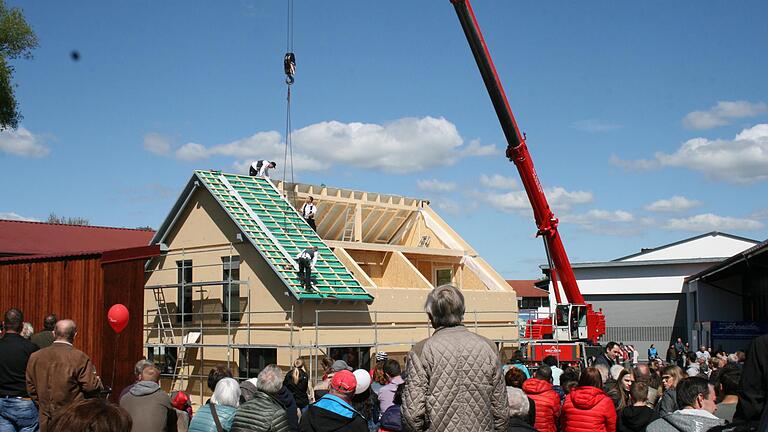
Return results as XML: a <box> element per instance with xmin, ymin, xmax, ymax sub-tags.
<box><xmin>120</xmin><ymin>380</ymin><xmax>177</xmax><ymax>432</ymax></box>
<box><xmin>130</xmin><ymin>380</ymin><xmax>161</xmax><ymax>396</ymax></box>
<box><xmin>647</xmin><ymin>409</ymin><xmax>725</xmax><ymax>432</ymax></box>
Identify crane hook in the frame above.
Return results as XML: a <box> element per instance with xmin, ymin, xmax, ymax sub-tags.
<box><xmin>284</xmin><ymin>52</ymin><xmax>296</xmax><ymax>85</ymax></box>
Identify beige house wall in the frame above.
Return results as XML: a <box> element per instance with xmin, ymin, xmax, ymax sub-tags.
<box><xmin>146</xmin><ymin>184</ymin><xmax>518</xmax><ymax>405</ymax></box>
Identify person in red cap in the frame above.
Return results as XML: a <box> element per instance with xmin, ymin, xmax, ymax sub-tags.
<box><xmin>300</xmin><ymin>370</ymin><xmax>367</xmax><ymax>431</ymax></box>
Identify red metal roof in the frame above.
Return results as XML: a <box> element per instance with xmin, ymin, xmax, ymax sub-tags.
<box><xmin>0</xmin><ymin>220</ymin><xmax>155</xmax><ymax>256</ymax></box>
<box><xmin>506</xmin><ymin>280</ymin><xmax>549</xmax><ymax>298</ymax></box>
<box><xmin>0</xmin><ymin>244</ymin><xmax>161</xmax><ymax>264</ymax></box>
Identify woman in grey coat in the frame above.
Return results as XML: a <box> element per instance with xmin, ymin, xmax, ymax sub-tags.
<box><xmin>402</xmin><ymin>285</ymin><xmax>509</xmax><ymax>432</ymax></box>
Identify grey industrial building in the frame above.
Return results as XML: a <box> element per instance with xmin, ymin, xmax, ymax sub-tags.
<box><xmin>541</xmin><ymin>232</ymin><xmax>766</xmax><ymax>359</ymax></box>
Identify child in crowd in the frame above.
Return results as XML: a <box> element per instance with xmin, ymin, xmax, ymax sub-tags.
<box><xmin>617</xmin><ymin>381</ymin><xmax>659</xmax><ymax>432</ymax></box>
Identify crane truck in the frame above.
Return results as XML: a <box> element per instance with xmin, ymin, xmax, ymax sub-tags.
<box><xmin>450</xmin><ymin>0</ymin><xmax>607</xmax><ymax>364</ymax></box>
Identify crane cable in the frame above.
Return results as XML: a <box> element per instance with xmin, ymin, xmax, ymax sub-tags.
<box><xmin>282</xmin><ymin>0</ymin><xmax>296</xmax><ymax>230</ymax></box>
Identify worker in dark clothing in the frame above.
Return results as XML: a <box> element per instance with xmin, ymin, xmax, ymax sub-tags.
<box><xmin>296</xmin><ymin>246</ymin><xmax>319</xmax><ymax>292</ymax></box>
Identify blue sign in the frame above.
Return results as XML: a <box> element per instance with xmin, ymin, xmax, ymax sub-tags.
<box><xmin>711</xmin><ymin>321</ymin><xmax>768</xmax><ymax>340</ymax></box>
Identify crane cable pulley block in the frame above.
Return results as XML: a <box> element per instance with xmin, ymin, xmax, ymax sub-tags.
<box><xmin>284</xmin><ymin>52</ymin><xmax>296</xmax><ymax>85</ymax></box>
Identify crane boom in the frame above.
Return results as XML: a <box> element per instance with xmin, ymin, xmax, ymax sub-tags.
<box><xmin>450</xmin><ymin>0</ymin><xmax>584</xmax><ymax>305</ymax></box>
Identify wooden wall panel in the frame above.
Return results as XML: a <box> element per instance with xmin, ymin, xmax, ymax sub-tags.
<box><xmin>0</xmin><ymin>255</ymin><xmax>146</xmax><ymax>402</ymax></box>
<box><xmin>101</xmin><ymin>259</ymin><xmax>147</xmax><ymax>401</ymax></box>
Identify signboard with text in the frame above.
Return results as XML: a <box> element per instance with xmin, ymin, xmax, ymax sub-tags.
<box><xmin>710</xmin><ymin>321</ymin><xmax>768</xmax><ymax>340</ymax></box>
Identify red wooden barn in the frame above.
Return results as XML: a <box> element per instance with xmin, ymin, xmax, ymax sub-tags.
<box><xmin>0</xmin><ymin>220</ymin><xmax>158</xmax><ymax>401</ymax></box>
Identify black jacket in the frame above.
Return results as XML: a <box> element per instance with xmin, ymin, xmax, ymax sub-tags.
<box><xmin>0</xmin><ymin>333</ymin><xmax>38</xmax><ymax>397</ymax></box>
<box><xmin>507</xmin><ymin>417</ymin><xmax>538</xmax><ymax>432</ymax></box>
<box><xmin>299</xmin><ymin>397</ymin><xmax>367</xmax><ymax>432</ymax></box>
<box><xmin>275</xmin><ymin>386</ymin><xmax>300</xmax><ymax>432</ymax></box>
<box><xmin>735</xmin><ymin>334</ymin><xmax>768</xmax><ymax>422</ymax></box>
<box><xmin>618</xmin><ymin>405</ymin><xmax>659</xmax><ymax>432</ymax></box>
<box><xmin>284</xmin><ymin>369</ymin><xmax>310</xmax><ymax>408</ymax></box>
<box><xmin>231</xmin><ymin>390</ymin><xmax>290</xmax><ymax>432</ymax></box>
<box><xmin>593</xmin><ymin>353</ymin><xmax>614</xmax><ymax>369</ymax></box>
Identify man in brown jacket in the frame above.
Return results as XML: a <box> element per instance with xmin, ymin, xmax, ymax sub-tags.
<box><xmin>402</xmin><ymin>284</ymin><xmax>509</xmax><ymax>432</ymax></box>
<box><xmin>26</xmin><ymin>319</ymin><xmax>103</xmax><ymax>431</ymax></box>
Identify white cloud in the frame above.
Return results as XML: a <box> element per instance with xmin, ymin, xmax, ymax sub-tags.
<box><xmin>748</xmin><ymin>208</ymin><xmax>768</xmax><ymax>220</ymax></box>
<box><xmin>143</xmin><ymin>133</ymin><xmax>172</xmax><ymax>155</ymax></box>
<box><xmin>0</xmin><ymin>211</ymin><xmax>39</xmax><ymax>221</ymax></box>
<box><xmin>435</xmin><ymin>198</ymin><xmax>462</xmax><ymax>215</ymax></box>
<box><xmin>478</xmin><ymin>186</ymin><xmax>593</xmax><ymax>214</ymax></box>
<box><xmin>164</xmin><ymin>117</ymin><xmax>495</xmax><ymax>173</ymax></box>
<box><xmin>460</xmin><ymin>139</ymin><xmax>499</xmax><ymax>157</ymax></box>
<box><xmin>682</xmin><ymin>101</ymin><xmax>767</xmax><ymax>130</ymax></box>
<box><xmin>417</xmin><ymin>179</ymin><xmax>456</xmax><ymax>193</ymax></box>
<box><xmin>663</xmin><ymin>213</ymin><xmax>764</xmax><ymax>232</ymax></box>
<box><xmin>175</xmin><ymin>142</ymin><xmax>209</xmax><ymax>161</ymax></box>
<box><xmin>479</xmin><ymin>174</ymin><xmax>517</xmax><ymax>190</ymax></box>
<box><xmin>564</xmin><ymin>209</ymin><xmax>635</xmax><ymax>223</ymax></box>
<box><xmin>0</xmin><ymin>127</ymin><xmax>50</xmax><ymax>157</ymax></box>
<box><xmin>572</xmin><ymin>119</ymin><xmax>621</xmax><ymax>132</ymax></box>
<box><xmin>560</xmin><ymin>209</ymin><xmax>654</xmax><ymax>236</ymax></box>
<box><xmin>644</xmin><ymin>196</ymin><xmax>702</xmax><ymax>213</ymax></box>
<box><xmin>613</xmin><ymin>124</ymin><xmax>768</xmax><ymax>183</ymax></box>
<box><xmin>609</xmin><ymin>154</ymin><xmax>660</xmax><ymax>171</ymax></box>
<box><xmin>545</xmin><ymin>187</ymin><xmax>594</xmax><ymax>210</ymax></box>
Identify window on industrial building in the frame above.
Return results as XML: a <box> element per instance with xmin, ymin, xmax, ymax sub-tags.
<box><xmin>176</xmin><ymin>260</ymin><xmax>193</xmax><ymax>324</ymax></box>
<box><xmin>519</xmin><ymin>297</ymin><xmax>550</xmax><ymax>309</ymax></box>
<box><xmin>148</xmin><ymin>346</ymin><xmax>178</xmax><ymax>376</ymax></box>
<box><xmin>222</xmin><ymin>256</ymin><xmax>241</xmax><ymax>322</ymax></box>
<box><xmin>238</xmin><ymin>348</ymin><xmax>277</xmax><ymax>378</ymax></box>
<box><xmin>434</xmin><ymin>268</ymin><xmax>452</xmax><ymax>287</ymax></box>
<box><xmin>329</xmin><ymin>346</ymin><xmax>371</xmax><ymax>371</ymax></box>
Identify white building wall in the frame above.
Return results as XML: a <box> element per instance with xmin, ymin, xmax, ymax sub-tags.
<box><xmin>574</xmin><ymin>263</ymin><xmax>714</xmax><ymax>295</ymax></box>
<box><xmin>621</xmin><ymin>235</ymin><xmax>756</xmax><ymax>262</ymax></box>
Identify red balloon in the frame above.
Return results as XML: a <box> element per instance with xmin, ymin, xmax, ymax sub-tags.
<box><xmin>107</xmin><ymin>304</ymin><xmax>129</xmax><ymax>334</ymax></box>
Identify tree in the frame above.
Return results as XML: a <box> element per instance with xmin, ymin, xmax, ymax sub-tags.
<box><xmin>0</xmin><ymin>1</ymin><xmax>38</xmax><ymax>130</ymax></box>
<box><xmin>47</xmin><ymin>213</ymin><xmax>89</xmax><ymax>226</ymax></box>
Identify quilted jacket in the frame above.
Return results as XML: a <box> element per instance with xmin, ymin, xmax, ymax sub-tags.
<box><xmin>522</xmin><ymin>378</ymin><xmax>561</xmax><ymax>432</ymax></box>
<box><xmin>560</xmin><ymin>386</ymin><xmax>616</xmax><ymax>432</ymax></box>
<box><xmin>231</xmin><ymin>390</ymin><xmax>290</xmax><ymax>432</ymax></box>
<box><xmin>401</xmin><ymin>325</ymin><xmax>509</xmax><ymax>432</ymax></box>
<box><xmin>189</xmin><ymin>404</ymin><xmax>237</xmax><ymax>432</ymax></box>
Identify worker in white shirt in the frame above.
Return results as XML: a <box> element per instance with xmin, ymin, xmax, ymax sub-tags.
<box><xmin>249</xmin><ymin>160</ymin><xmax>277</xmax><ymax>178</ymax></box>
<box><xmin>300</xmin><ymin>196</ymin><xmax>318</xmax><ymax>231</ymax></box>
<box><xmin>295</xmin><ymin>246</ymin><xmax>319</xmax><ymax>291</ymax></box>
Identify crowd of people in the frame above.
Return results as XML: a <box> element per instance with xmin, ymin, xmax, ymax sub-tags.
<box><xmin>2</xmin><ymin>285</ymin><xmax>767</xmax><ymax>431</ymax></box>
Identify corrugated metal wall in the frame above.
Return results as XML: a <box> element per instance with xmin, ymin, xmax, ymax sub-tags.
<box><xmin>0</xmin><ymin>255</ymin><xmax>145</xmax><ymax>402</ymax></box>
<box><xmin>586</xmin><ymin>293</ymin><xmax>688</xmax><ymax>359</ymax></box>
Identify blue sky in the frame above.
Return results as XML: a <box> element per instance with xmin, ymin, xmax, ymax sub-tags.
<box><xmin>2</xmin><ymin>1</ymin><xmax>768</xmax><ymax>279</ymax></box>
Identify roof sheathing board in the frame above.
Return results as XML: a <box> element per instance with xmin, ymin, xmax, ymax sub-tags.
<box><xmin>194</xmin><ymin>170</ymin><xmax>373</xmax><ymax>302</ymax></box>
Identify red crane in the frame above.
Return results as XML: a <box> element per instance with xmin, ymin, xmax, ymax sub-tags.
<box><xmin>450</xmin><ymin>0</ymin><xmax>606</xmax><ymax>346</ymax></box>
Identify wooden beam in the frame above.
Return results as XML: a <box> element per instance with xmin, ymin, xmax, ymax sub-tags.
<box><xmin>326</xmin><ymin>240</ymin><xmax>465</xmax><ymax>257</ymax></box>
<box><xmin>354</xmin><ymin>203</ymin><xmax>362</xmax><ymax>242</ymax></box>
<box><xmin>276</xmin><ymin>182</ymin><xmax>420</xmax><ymax>211</ymax></box>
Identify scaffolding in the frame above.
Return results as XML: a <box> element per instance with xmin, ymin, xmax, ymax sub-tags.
<box><xmin>143</xmin><ymin>244</ymin><xmax>530</xmax><ymax>405</ymax></box>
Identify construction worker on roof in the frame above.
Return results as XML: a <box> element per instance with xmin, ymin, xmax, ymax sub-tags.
<box><xmin>296</xmin><ymin>246</ymin><xmax>319</xmax><ymax>292</ymax></box>
<box><xmin>250</xmin><ymin>160</ymin><xmax>277</xmax><ymax>179</ymax></box>
<box><xmin>300</xmin><ymin>196</ymin><xmax>318</xmax><ymax>232</ymax></box>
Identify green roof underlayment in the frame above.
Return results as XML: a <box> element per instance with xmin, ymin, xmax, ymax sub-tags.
<box><xmin>195</xmin><ymin>170</ymin><xmax>373</xmax><ymax>302</ymax></box>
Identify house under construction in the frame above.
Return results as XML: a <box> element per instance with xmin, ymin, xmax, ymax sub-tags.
<box><xmin>144</xmin><ymin>170</ymin><xmax>518</xmax><ymax>405</ymax></box>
